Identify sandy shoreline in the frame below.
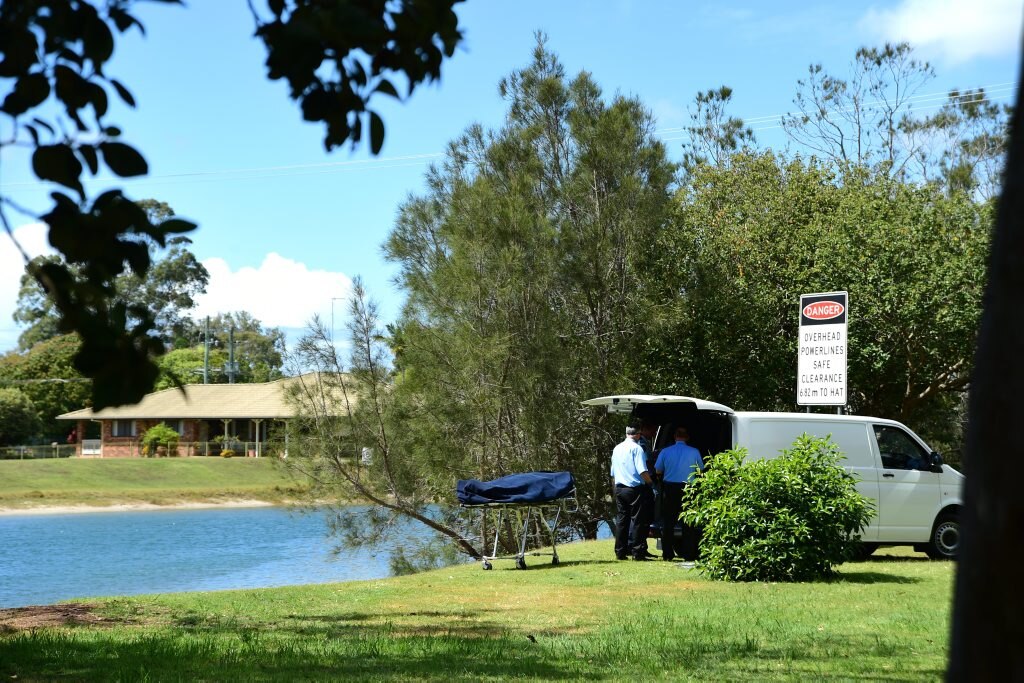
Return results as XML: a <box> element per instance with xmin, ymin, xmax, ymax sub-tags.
<box><xmin>0</xmin><ymin>500</ymin><xmax>277</xmax><ymax>517</ymax></box>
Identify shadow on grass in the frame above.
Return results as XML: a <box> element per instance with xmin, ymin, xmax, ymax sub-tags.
<box><xmin>509</xmin><ymin>559</ymin><xmax>618</xmax><ymax>571</ymax></box>
<box><xmin>831</xmin><ymin>571</ymin><xmax>922</xmax><ymax>584</ymax></box>
<box><xmin>1</xmin><ymin>600</ymin><xmax>946</xmax><ymax>681</ymax></box>
<box><xmin>0</xmin><ymin>614</ymin><xmax>574</xmax><ymax>681</ymax></box>
<box><xmin>865</xmin><ymin>555</ymin><xmax>938</xmax><ymax>564</ymax></box>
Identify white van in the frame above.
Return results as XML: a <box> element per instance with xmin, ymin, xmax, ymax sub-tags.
<box><xmin>584</xmin><ymin>394</ymin><xmax>964</xmax><ymax>559</ymax></box>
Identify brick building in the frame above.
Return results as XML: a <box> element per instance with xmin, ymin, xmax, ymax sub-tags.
<box><xmin>57</xmin><ymin>374</ymin><xmax>346</xmax><ymax>458</ymax></box>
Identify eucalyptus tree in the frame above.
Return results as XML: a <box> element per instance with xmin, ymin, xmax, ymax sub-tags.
<box><xmin>157</xmin><ymin>312</ymin><xmax>286</xmax><ymax>388</ymax></box>
<box><xmin>906</xmin><ymin>88</ymin><xmax>1012</xmax><ymax>200</ymax></box>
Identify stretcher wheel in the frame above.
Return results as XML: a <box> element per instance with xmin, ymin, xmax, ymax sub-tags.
<box><xmin>516</xmin><ymin>557</ymin><xmax>527</xmax><ymax>570</ymax></box>
<box><xmin>482</xmin><ymin>560</ymin><xmax>492</xmax><ymax>570</ymax></box>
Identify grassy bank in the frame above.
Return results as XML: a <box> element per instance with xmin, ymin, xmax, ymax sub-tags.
<box><xmin>0</xmin><ymin>458</ymin><xmax>309</xmax><ymax>509</ymax></box>
<box><xmin>0</xmin><ymin>541</ymin><xmax>952</xmax><ymax>681</ymax></box>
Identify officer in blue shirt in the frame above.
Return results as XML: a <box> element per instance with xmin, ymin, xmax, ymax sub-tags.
<box><xmin>654</xmin><ymin>426</ymin><xmax>704</xmax><ymax>561</ymax></box>
<box><xmin>610</xmin><ymin>425</ymin><xmax>656</xmax><ymax>560</ymax></box>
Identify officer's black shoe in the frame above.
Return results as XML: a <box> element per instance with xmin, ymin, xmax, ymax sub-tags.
<box><xmin>632</xmin><ymin>555</ymin><xmax>653</xmax><ymax>561</ymax></box>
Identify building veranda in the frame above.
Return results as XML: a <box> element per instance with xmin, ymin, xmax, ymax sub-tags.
<box><xmin>57</xmin><ymin>374</ymin><xmax>345</xmax><ymax>458</ymax></box>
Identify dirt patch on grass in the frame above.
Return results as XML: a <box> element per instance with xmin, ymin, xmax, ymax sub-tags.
<box><xmin>0</xmin><ymin>603</ymin><xmax>113</xmax><ymax>632</ymax></box>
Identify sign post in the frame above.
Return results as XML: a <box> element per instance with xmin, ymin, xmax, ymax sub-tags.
<box><xmin>797</xmin><ymin>291</ymin><xmax>848</xmax><ymax>407</ymax></box>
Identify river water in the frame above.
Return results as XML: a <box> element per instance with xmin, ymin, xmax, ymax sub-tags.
<box><xmin>0</xmin><ymin>506</ymin><xmax>422</xmax><ymax>609</ymax></box>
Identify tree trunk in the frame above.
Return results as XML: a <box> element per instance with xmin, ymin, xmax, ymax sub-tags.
<box><xmin>947</xmin><ymin>41</ymin><xmax>1024</xmax><ymax>680</ymax></box>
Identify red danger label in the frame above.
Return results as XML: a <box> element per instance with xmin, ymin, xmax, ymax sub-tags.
<box><xmin>802</xmin><ymin>301</ymin><xmax>845</xmax><ymax>321</ymax></box>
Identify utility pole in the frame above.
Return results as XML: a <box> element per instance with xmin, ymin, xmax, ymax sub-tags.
<box><xmin>203</xmin><ymin>316</ymin><xmax>210</xmax><ymax>384</ymax></box>
<box><xmin>227</xmin><ymin>325</ymin><xmax>238</xmax><ymax>384</ymax></box>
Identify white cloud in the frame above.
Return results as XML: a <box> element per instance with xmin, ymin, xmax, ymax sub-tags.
<box><xmin>0</xmin><ymin>223</ymin><xmax>54</xmax><ymax>352</ymax></box>
<box><xmin>194</xmin><ymin>253</ymin><xmax>353</xmax><ymax>330</ymax></box>
<box><xmin>860</xmin><ymin>0</ymin><xmax>1023</xmax><ymax>64</ymax></box>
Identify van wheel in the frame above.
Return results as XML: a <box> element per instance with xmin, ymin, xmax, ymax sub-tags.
<box><xmin>926</xmin><ymin>513</ymin><xmax>959</xmax><ymax>560</ymax></box>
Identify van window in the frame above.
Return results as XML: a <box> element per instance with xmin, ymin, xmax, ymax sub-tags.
<box><xmin>873</xmin><ymin>425</ymin><xmax>928</xmax><ymax>470</ymax></box>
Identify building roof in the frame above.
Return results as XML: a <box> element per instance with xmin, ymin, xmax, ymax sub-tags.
<box><xmin>57</xmin><ymin>374</ymin><xmax>352</xmax><ymax>421</ymax></box>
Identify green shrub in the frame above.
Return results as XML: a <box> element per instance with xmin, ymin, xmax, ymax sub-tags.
<box><xmin>683</xmin><ymin>434</ymin><xmax>873</xmax><ymax>582</ymax></box>
<box><xmin>0</xmin><ymin>388</ymin><xmax>41</xmax><ymax>446</ymax></box>
<box><xmin>141</xmin><ymin>423</ymin><xmax>180</xmax><ymax>457</ymax></box>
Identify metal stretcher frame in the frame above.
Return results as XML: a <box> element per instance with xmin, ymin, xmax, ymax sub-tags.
<box><xmin>463</xmin><ymin>491</ymin><xmax>578</xmax><ymax>570</ymax></box>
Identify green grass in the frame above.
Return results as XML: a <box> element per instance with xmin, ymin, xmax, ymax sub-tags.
<box><xmin>0</xmin><ymin>541</ymin><xmax>953</xmax><ymax>681</ymax></box>
<box><xmin>0</xmin><ymin>458</ymin><xmax>309</xmax><ymax>509</ymax></box>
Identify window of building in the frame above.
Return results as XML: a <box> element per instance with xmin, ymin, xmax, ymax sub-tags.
<box><xmin>112</xmin><ymin>420</ymin><xmax>136</xmax><ymax>438</ymax></box>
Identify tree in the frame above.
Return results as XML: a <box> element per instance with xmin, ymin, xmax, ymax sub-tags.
<box><xmin>0</xmin><ymin>0</ymin><xmax>463</xmax><ymax>408</ymax></box>
<box><xmin>906</xmin><ymin>88</ymin><xmax>1012</xmax><ymax>200</ymax></box>
<box><xmin>782</xmin><ymin>43</ymin><xmax>935</xmax><ymax>177</ymax></box>
<box><xmin>0</xmin><ymin>388</ymin><xmax>41</xmax><ymax>446</ymax></box>
<box><xmin>285</xmin><ymin>280</ymin><xmax>482</xmax><ymax>571</ymax></box>
<box><xmin>13</xmin><ymin>201</ymin><xmax>209</xmax><ymax>351</ymax></box>
<box><xmin>153</xmin><ymin>346</ymin><xmax>227</xmax><ymax>390</ymax></box>
<box><xmin>382</xmin><ymin>37</ymin><xmax>676</xmax><ymax>545</ymax></box>
<box><xmin>638</xmin><ymin>152</ymin><xmax>988</xmax><ymax>458</ymax></box>
<box><xmin>679</xmin><ymin>86</ymin><xmax>755</xmax><ymax>173</ymax></box>
<box><xmin>780</xmin><ymin>42</ymin><xmax>1012</xmax><ymax>195</ymax></box>
<box><xmin>947</xmin><ymin>41</ymin><xmax>1024</xmax><ymax>680</ymax></box>
<box><xmin>155</xmin><ymin>312</ymin><xmax>286</xmax><ymax>388</ymax></box>
<box><xmin>0</xmin><ymin>334</ymin><xmax>90</xmax><ymax>440</ymax></box>
<box><xmin>197</xmin><ymin>312</ymin><xmax>286</xmax><ymax>383</ymax></box>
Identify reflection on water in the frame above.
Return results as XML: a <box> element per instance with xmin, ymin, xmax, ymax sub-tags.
<box><xmin>0</xmin><ymin>506</ymin><xmax>417</xmax><ymax>609</ymax></box>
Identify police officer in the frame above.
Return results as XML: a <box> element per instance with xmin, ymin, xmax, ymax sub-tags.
<box><xmin>611</xmin><ymin>424</ymin><xmax>656</xmax><ymax>561</ymax></box>
<box><xmin>654</xmin><ymin>426</ymin><xmax>703</xmax><ymax>561</ymax></box>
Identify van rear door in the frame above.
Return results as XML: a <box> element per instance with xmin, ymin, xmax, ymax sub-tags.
<box><xmin>582</xmin><ymin>395</ymin><xmax>734</xmax><ymax>414</ymax></box>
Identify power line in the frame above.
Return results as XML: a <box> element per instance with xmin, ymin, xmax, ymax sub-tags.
<box><xmin>658</xmin><ymin>87</ymin><xmax>1017</xmax><ymax>141</ymax></box>
<box><xmin>0</xmin><ymin>82</ymin><xmax>1015</xmax><ymax>189</ymax></box>
<box><xmin>654</xmin><ymin>81</ymin><xmax>1017</xmax><ymax>134</ymax></box>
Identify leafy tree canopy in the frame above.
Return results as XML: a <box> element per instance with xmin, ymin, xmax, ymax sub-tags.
<box><xmin>13</xmin><ymin>200</ymin><xmax>209</xmax><ymax>352</ymax></box>
<box><xmin>0</xmin><ymin>0</ymin><xmax>463</xmax><ymax>409</ymax></box>
<box><xmin>156</xmin><ymin>312</ymin><xmax>286</xmax><ymax>388</ymax></box>
<box><xmin>0</xmin><ymin>334</ymin><xmax>90</xmax><ymax>441</ymax></box>
<box><xmin>639</xmin><ymin>153</ymin><xmax>989</xmax><ymax>459</ymax></box>
<box><xmin>0</xmin><ymin>387</ymin><xmax>41</xmax><ymax>446</ymax></box>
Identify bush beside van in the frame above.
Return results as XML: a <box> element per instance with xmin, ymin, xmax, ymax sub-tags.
<box><xmin>684</xmin><ymin>436</ymin><xmax>874</xmax><ymax>581</ymax></box>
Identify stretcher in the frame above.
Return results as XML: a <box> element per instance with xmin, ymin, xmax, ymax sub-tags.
<box><xmin>457</xmin><ymin>471</ymin><xmax>577</xmax><ymax>570</ymax></box>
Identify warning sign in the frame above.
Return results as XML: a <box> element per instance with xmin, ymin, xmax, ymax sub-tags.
<box><xmin>797</xmin><ymin>291</ymin><xmax>848</xmax><ymax>406</ymax></box>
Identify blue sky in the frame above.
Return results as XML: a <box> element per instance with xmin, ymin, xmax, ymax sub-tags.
<box><xmin>1</xmin><ymin>0</ymin><xmax>1021</xmax><ymax>353</ymax></box>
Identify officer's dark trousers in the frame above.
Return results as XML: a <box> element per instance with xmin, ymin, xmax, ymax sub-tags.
<box><xmin>661</xmin><ymin>482</ymin><xmax>699</xmax><ymax>561</ymax></box>
<box><xmin>614</xmin><ymin>484</ymin><xmax>653</xmax><ymax>558</ymax></box>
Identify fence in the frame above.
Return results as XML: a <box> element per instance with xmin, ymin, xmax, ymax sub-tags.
<box><xmin>1</xmin><ymin>441</ymin><xmax>287</xmax><ymax>459</ymax></box>
<box><xmin>176</xmin><ymin>440</ymin><xmax>287</xmax><ymax>458</ymax></box>
<box><xmin>0</xmin><ymin>444</ymin><xmax>77</xmax><ymax>460</ymax></box>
